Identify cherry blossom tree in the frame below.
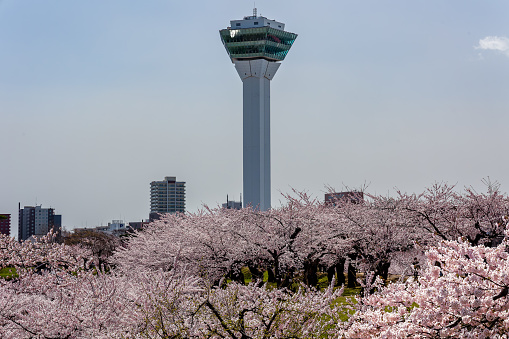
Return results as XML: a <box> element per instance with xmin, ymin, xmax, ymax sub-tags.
<box><xmin>191</xmin><ymin>281</ymin><xmax>345</xmax><ymax>338</ymax></box>
<box><xmin>64</xmin><ymin>229</ymin><xmax>120</xmax><ymax>264</ymax></box>
<box><xmin>398</xmin><ymin>180</ymin><xmax>509</xmax><ymax>246</ymax></box>
<box><xmin>326</xmin><ymin>193</ymin><xmax>422</xmax><ymax>288</ymax></box>
<box><xmin>346</xmin><ymin>220</ymin><xmax>509</xmax><ymax>338</ymax></box>
<box><xmin>0</xmin><ymin>232</ymin><xmax>131</xmax><ymax>338</ymax></box>
<box><xmin>113</xmin><ymin>210</ymin><xmax>252</xmax><ymax>284</ymax></box>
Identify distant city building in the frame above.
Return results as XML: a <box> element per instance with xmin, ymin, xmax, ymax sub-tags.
<box><xmin>0</xmin><ymin>214</ymin><xmax>11</xmax><ymax>237</ymax></box>
<box><xmin>325</xmin><ymin>192</ymin><xmax>364</xmax><ymax>205</ymax></box>
<box><xmin>72</xmin><ymin>221</ymin><xmax>124</xmax><ymax>237</ymax></box>
<box><xmin>72</xmin><ymin>226</ymin><xmax>110</xmax><ymax>235</ymax></box>
<box><xmin>148</xmin><ymin>212</ymin><xmax>162</xmax><ymax>223</ymax></box>
<box><xmin>222</xmin><ymin>195</ymin><xmax>242</xmax><ymax>210</ymax></box>
<box><xmin>222</xmin><ymin>200</ymin><xmax>242</xmax><ymax>210</ymax></box>
<box><xmin>113</xmin><ymin>219</ymin><xmax>147</xmax><ymax>234</ymax></box>
<box><xmin>128</xmin><ymin>220</ymin><xmax>150</xmax><ymax>231</ymax></box>
<box><xmin>53</xmin><ymin>214</ymin><xmax>62</xmax><ymax>241</ymax></box>
<box><xmin>108</xmin><ymin>220</ymin><xmax>125</xmax><ymax>232</ymax></box>
<box><xmin>94</xmin><ymin>225</ymin><xmax>110</xmax><ymax>233</ymax></box>
<box><xmin>150</xmin><ymin>176</ymin><xmax>186</xmax><ymax>215</ymax></box>
<box><xmin>73</xmin><ymin>219</ymin><xmax>150</xmax><ymax>238</ymax></box>
<box><xmin>18</xmin><ymin>204</ymin><xmax>62</xmax><ymax>241</ymax></box>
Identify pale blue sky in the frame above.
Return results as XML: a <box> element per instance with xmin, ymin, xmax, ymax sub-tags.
<box><xmin>1</xmin><ymin>0</ymin><xmax>508</xmax><ymax>233</ymax></box>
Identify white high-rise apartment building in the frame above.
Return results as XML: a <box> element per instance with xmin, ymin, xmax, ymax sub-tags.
<box><xmin>150</xmin><ymin>176</ymin><xmax>186</xmax><ymax>215</ymax></box>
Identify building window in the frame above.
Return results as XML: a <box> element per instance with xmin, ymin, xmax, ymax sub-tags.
<box><xmin>254</xmin><ymin>22</ymin><xmax>259</xmax><ymax>25</ymax></box>
<box><xmin>236</xmin><ymin>23</ymin><xmax>240</xmax><ymax>26</ymax></box>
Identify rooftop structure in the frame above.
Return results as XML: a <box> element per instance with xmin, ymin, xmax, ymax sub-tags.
<box><xmin>222</xmin><ymin>195</ymin><xmax>242</xmax><ymax>210</ymax></box>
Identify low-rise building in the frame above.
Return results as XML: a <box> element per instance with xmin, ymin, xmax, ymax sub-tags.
<box><xmin>222</xmin><ymin>195</ymin><xmax>242</xmax><ymax>210</ymax></box>
<box><xmin>0</xmin><ymin>214</ymin><xmax>10</xmax><ymax>236</ymax></box>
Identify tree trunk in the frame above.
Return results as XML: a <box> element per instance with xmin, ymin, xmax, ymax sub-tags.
<box><xmin>229</xmin><ymin>269</ymin><xmax>245</xmax><ymax>284</ymax></box>
<box><xmin>267</xmin><ymin>268</ymin><xmax>276</xmax><ymax>283</ymax></box>
<box><xmin>268</xmin><ymin>251</ymin><xmax>281</xmax><ymax>285</ymax></box>
<box><xmin>327</xmin><ymin>266</ymin><xmax>335</xmax><ymax>285</ymax></box>
<box><xmin>347</xmin><ymin>262</ymin><xmax>357</xmax><ymax>288</ymax></box>
<box><xmin>336</xmin><ymin>259</ymin><xmax>346</xmax><ymax>286</ymax></box>
<box><xmin>303</xmin><ymin>259</ymin><xmax>319</xmax><ymax>287</ymax></box>
<box><xmin>327</xmin><ymin>259</ymin><xmax>346</xmax><ymax>286</ymax></box>
<box><xmin>374</xmin><ymin>259</ymin><xmax>391</xmax><ymax>282</ymax></box>
<box><xmin>280</xmin><ymin>271</ymin><xmax>293</xmax><ymax>289</ymax></box>
<box><xmin>248</xmin><ymin>265</ymin><xmax>263</xmax><ymax>282</ymax></box>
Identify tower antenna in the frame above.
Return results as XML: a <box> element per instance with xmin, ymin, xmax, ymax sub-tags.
<box><xmin>253</xmin><ymin>4</ymin><xmax>257</xmax><ymax>17</ymax></box>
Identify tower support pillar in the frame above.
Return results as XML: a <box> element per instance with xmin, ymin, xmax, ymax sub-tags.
<box><xmin>234</xmin><ymin>59</ymin><xmax>280</xmax><ymax>211</ymax></box>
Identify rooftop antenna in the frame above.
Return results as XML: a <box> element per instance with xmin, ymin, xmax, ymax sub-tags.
<box><xmin>253</xmin><ymin>4</ymin><xmax>257</xmax><ymax>17</ymax></box>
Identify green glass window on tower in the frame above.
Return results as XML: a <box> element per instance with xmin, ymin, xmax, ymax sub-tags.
<box><xmin>220</xmin><ymin>26</ymin><xmax>297</xmax><ymax>62</ymax></box>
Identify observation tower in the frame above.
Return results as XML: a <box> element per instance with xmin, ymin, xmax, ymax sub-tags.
<box><xmin>220</xmin><ymin>9</ymin><xmax>297</xmax><ymax>211</ymax></box>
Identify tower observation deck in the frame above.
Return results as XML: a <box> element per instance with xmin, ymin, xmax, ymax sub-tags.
<box><xmin>220</xmin><ymin>10</ymin><xmax>297</xmax><ymax>211</ymax></box>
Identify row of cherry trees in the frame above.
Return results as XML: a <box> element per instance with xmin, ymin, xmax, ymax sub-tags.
<box><xmin>0</xmin><ymin>232</ymin><xmax>344</xmax><ymax>338</ymax></box>
<box><xmin>0</xmin><ymin>181</ymin><xmax>508</xmax><ymax>337</ymax></box>
<box><xmin>115</xmin><ymin>182</ymin><xmax>509</xmax><ymax>289</ymax></box>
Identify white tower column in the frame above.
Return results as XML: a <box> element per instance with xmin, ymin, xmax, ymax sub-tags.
<box><xmin>234</xmin><ymin>59</ymin><xmax>280</xmax><ymax>211</ymax></box>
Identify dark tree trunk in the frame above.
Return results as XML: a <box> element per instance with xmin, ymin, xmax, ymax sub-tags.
<box><xmin>336</xmin><ymin>259</ymin><xmax>346</xmax><ymax>286</ymax></box>
<box><xmin>347</xmin><ymin>262</ymin><xmax>357</xmax><ymax>288</ymax></box>
<box><xmin>248</xmin><ymin>265</ymin><xmax>263</xmax><ymax>282</ymax></box>
<box><xmin>303</xmin><ymin>259</ymin><xmax>319</xmax><ymax>287</ymax></box>
<box><xmin>360</xmin><ymin>260</ymin><xmax>392</xmax><ymax>294</ymax></box>
<box><xmin>267</xmin><ymin>268</ymin><xmax>276</xmax><ymax>283</ymax></box>
<box><xmin>229</xmin><ymin>269</ymin><xmax>245</xmax><ymax>284</ymax></box>
<box><xmin>376</xmin><ymin>260</ymin><xmax>391</xmax><ymax>281</ymax></box>
<box><xmin>326</xmin><ymin>259</ymin><xmax>346</xmax><ymax>286</ymax></box>
<box><xmin>268</xmin><ymin>251</ymin><xmax>282</xmax><ymax>285</ymax></box>
<box><xmin>280</xmin><ymin>271</ymin><xmax>293</xmax><ymax>289</ymax></box>
<box><xmin>371</xmin><ymin>259</ymin><xmax>391</xmax><ymax>283</ymax></box>
<box><xmin>327</xmin><ymin>266</ymin><xmax>335</xmax><ymax>285</ymax></box>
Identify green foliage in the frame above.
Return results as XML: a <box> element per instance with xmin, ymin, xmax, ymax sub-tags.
<box><xmin>341</xmin><ymin>287</ymin><xmax>362</xmax><ymax>297</ymax></box>
<box><xmin>241</xmin><ymin>266</ymin><xmax>251</xmax><ymax>283</ymax></box>
<box><xmin>0</xmin><ymin>267</ymin><xmax>17</xmax><ymax>280</ymax></box>
<box><xmin>317</xmin><ymin>272</ymin><xmax>329</xmax><ymax>290</ymax></box>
